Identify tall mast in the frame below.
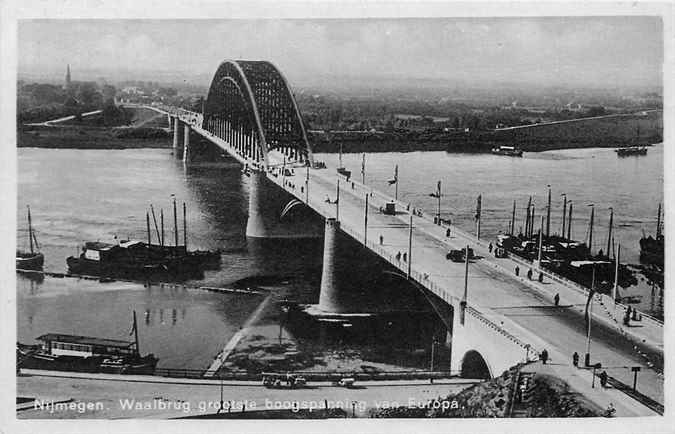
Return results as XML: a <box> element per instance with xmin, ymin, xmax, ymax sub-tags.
<box><xmin>27</xmin><ymin>205</ymin><xmax>34</xmax><ymax>254</ymax></box>
<box><xmin>567</xmin><ymin>202</ymin><xmax>573</xmax><ymax>240</ymax></box>
<box><xmin>656</xmin><ymin>203</ymin><xmax>662</xmax><ymax>239</ymax></box>
<box><xmin>525</xmin><ymin>197</ymin><xmax>531</xmax><ymax>237</ymax></box>
<box><xmin>606</xmin><ymin>207</ymin><xmax>613</xmax><ymax>257</ymax></box>
<box><xmin>338</xmin><ymin>142</ymin><xmax>343</xmax><ymax>168</ymax></box>
<box><xmin>561</xmin><ymin>194</ymin><xmax>567</xmax><ymax>239</ymax></box>
<box><xmin>530</xmin><ymin>205</ymin><xmax>536</xmax><ymax>239</ymax></box>
<box><xmin>546</xmin><ymin>186</ymin><xmax>551</xmax><ymax>238</ymax></box>
<box><xmin>150</xmin><ymin>205</ymin><xmax>161</xmax><ymax>245</ymax></box>
<box><xmin>183</xmin><ymin>202</ymin><xmax>187</xmax><ymax>249</ymax></box>
<box><xmin>588</xmin><ymin>205</ymin><xmax>594</xmax><ymax>257</ymax></box>
<box><xmin>511</xmin><ymin>200</ymin><xmax>516</xmax><ymax>236</ymax></box>
<box><xmin>146</xmin><ymin>212</ymin><xmax>151</xmax><ymax>245</ymax></box>
<box><xmin>173</xmin><ymin>196</ymin><xmax>178</xmax><ymax>247</ymax></box>
<box><xmin>132</xmin><ymin>310</ymin><xmax>140</xmax><ymax>356</ymax></box>
<box><xmin>160</xmin><ymin>209</ymin><xmax>164</xmax><ymax>247</ymax></box>
<box><xmin>537</xmin><ymin>216</ymin><xmax>544</xmax><ymax>264</ymax></box>
<box><xmin>613</xmin><ymin>244</ymin><xmax>621</xmax><ymax>304</ymax></box>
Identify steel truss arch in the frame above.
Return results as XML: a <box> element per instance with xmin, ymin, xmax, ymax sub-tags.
<box><xmin>204</xmin><ymin>60</ymin><xmax>314</xmax><ymax>169</ymax></box>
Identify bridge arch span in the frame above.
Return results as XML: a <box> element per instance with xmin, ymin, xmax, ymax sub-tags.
<box><xmin>460</xmin><ymin>350</ymin><xmax>492</xmax><ymax>379</ymax></box>
<box><xmin>203</xmin><ymin>60</ymin><xmax>314</xmax><ymax>169</ymax></box>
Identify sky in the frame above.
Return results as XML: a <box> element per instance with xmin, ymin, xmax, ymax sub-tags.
<box><xmin>18</xmin><ymin>17</ymin><xmax>663</xmax><ymax>89</ymax></box>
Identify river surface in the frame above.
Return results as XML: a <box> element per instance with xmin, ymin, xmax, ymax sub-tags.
<box><xmin>16</xmin><ymin>144</ymin><xmax>663</xmax><ymax>368</ymax></box>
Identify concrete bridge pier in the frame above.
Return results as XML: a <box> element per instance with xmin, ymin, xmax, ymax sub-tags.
<box><xmin>317</xmin><ymin>218</ymin><xmax>350</xmax><ymax>313</ymax></box>
<box><xmin>245</xmin><ymin>171</ymin><xmax>322</xmax><ymax>238</ymax></box>
<box><xmin>172</xmin><ymin>118</ymin><xmax>183</xmax><ymax>159</ymax></box>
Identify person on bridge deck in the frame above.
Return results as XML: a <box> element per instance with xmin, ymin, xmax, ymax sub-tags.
<box><xmin>599</xmin><ymin>370</ymin><xmax>608</xmax><ymax>388</ymax></box>
<box><xmin>554</xmin><ymin>293</ymin><xmax>560</xmax><ymax>306</ymax></box>
<box><xmin>396</xmin><ymin>251</ymin><xmax>401</xmax><ymax>261</ymax></box>
<box><xmin>527</xmin><ymin>269</ymin><xmax>533</xmax><ymax>280</ymax></box>
<box><xmin>488</xmin><ymin>243</ymin><xmax>493</xmax><ymax>253</ymax></box>
<box><xmin>379</xmin><ymin>235</ymin><xmax>384</xmax><ymax>245</ymax></box>
<box><xmin>572</xmin><ymin>351</ymin><xmax>579</xmax><ymax>367</ymax></box>
<box><xmin>403</xmin><ymin>253</ymin><xmax>407</xmax><ymax>262</ymax></box>
<box><xmin>446</xmin><ymin>228</ymin><xmax>451</xmax><ymax>237</ymax></box>
<box><xmin>515</xmin><ymin>265</ymin><xmax>520</xmax><ymax>276</ymax></box>
<box><xmin>538</xmin><ymin>272</ymin><xmax>544</xmax><ymax>283</ymax></box>
<box><xmin>540</xmin><ymin>349</ymin><xmax>549</xmax><ymax>364</ymax></box>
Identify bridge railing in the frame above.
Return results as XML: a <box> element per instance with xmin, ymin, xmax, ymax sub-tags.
<box><xmin>153</xmin><ymin>368</ymin><xmax>463</xmax><ymax>381</ymax></box>
<box><xmin>332</xmin><ymin>171</ymin><xmax>663</xmax><ymax>328</ymax></box>
<box><xmin>337</xmin><ymin>217</ymin><xmax>540</xmax><ymax>364</ymax></box>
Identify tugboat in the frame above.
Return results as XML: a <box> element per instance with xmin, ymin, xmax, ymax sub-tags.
<box><xmin>18</xmin><ymin>311</ymin><xmax>158</xmax><ymax>374</ymax></box>
<box><xmin>66</xmin><ymin>199</ymin><xmax>220</xmax><ymax>279</ymax></box>
<box><xmin>491</xmin><ymin>145</ymin><xmax>523</xmax><ymax>157</ymax></box>
<box><xmin>16</xmin><ymin>205</ymin><xmax>44</xmax><ymax>271</ymax></box>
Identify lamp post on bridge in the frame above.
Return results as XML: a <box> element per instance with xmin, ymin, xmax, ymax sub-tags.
<box><xmin>407</xmin><ymin>214</ymin><xmax>413</xmax><ymax>279</ymax></box>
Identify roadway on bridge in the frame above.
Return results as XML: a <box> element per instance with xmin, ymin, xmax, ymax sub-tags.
<box><xmin>269</xmin><ymin>157</ymin><xmax>663</xmax><ymax>406</ymax></box>
<box><xmin>173</xmin><ymin>114</ymin><xmax>663</xmax><ymax>409</ymax></box>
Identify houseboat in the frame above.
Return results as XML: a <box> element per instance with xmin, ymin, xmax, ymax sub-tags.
<box><xmin>18</xmin><ymin>312</ymin><xmax>158</xmax><ymax>375</ymax></box>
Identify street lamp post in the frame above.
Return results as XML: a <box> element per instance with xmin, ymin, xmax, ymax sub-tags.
<box><xmin>407</xmin><ymin>214</ymin><xmax>413</xmax><ymax>279</ymax></box>
<box><xmin>364</xmin><ymin>193</ymin><xmax>369</xmax><ymax>244</ymax></box>
<box><xmin>584</xmin><ymin>264</ymin><xmax>596</xmax><ymax>367</ymax></box>
<box><xmin>561</xmin><ymin>193</ymin><xmax>567</xmax><ymax>238</ymax></box>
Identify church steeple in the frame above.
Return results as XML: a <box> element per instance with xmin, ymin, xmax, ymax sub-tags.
<box><xmin>65</xmin><ymin>64</ymin><xmax>72</xmax><ymax>91</ymax></box>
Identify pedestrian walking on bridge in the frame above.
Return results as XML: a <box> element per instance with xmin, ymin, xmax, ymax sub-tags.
<box><xmin>488</xmin><ymin>243</ymin><xmax>493</xmax><ymax>253</ymax></box>
<box><xmin>379</xmin><ymin>235</ymin><xmax>384</xmax><ymax>245</ymax></box>
<box><xmin>572</xmin><ymin>351</ymin><xmax>579</xmax><ymax>367</ymax></box>
<box><xmin>527</xmin><ymin>269</ymin><xmax>533</xmax><ymax>280</ymax></box>
<box><xmin>515</xmin><ymin>265</ymin><xmax>520</xmax><ymax>276</ymax></box>
<box><xmin>540</xmin><ymin>349</ymin><xmax>549</xmax><ymax>365</ymax></box>
<box><xmin>554</xmin><ymin>293</ymin><xmax>560</xmax><ymax>306</ymax></box>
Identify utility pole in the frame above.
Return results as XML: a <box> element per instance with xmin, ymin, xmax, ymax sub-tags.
<box><xmin>436</xmin><ymin>180</ymin><xmax>442</xmax><ymax>224</ymax></box>
<box><xmin>585</xmin><ymin>265</ymin><xmax>596</xmax><ymax>367</ymax></box>
<box><xmin>537</xmin><ymin>216</ymin><xmax>544</xmax><ymax>265</ymax></box>
<box><xmin>546</xmin><ymin>185</ymin><xmax>551</xmax><ymax>238</ymax></box>
<box><xmin>510</xmin><ymin>200</ymin><xmax>516</xmax><ymax>236</ymax></box>
<box><xmin>305</xmin><ymin>165</ymin><xmax>309</xmax><ymax>203</ymax></box>
<box><xmin>364</xmin><ymin>193</ymin><xmax>369</xmax><ymax>245</ymax></box>
<box><xmin>407</xmin><ymin>214</ymin><xmax>413</xmax><ymax>279</ymax></box>
<box><xmin>460</xmin><ymin>244</ymin><xmax>469</xmax><ymax>325</ymax></box>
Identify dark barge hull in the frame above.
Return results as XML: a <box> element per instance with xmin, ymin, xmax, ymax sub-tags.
<box><xmin>16</xmin><ymin>252</ymin><xmax>44</xmax><ymax>271</ymax></box>
<box><xmin>66</xmin><ymin>256</ymin><xmax>204</xmax><ymax>280</ymax></box>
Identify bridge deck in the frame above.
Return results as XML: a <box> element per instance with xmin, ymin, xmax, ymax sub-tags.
<box><xmin>172</xmin><ymin>110</ymin><xmax>663</xmax><ymax>407</ymax></box>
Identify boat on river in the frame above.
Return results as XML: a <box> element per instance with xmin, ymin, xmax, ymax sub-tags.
<box><xmin>66</xmin><ymin>199</ymin><xmax>220</xmax><ymax>279</ymax></box>
<box><xmin>17</xmin><ymin>311</ymin><xmax>158</xmax><ymax>375</ymax></box>
<box><xmin>16</xmin><ymin>205</ymin><xmax>44</xmax><ymax>271</ymax></box>
<box><xmin>491</xmin><ymin>146</ymin><xmax>523</xmax><ymax>157</ymax></box>
<box><xmin>615</xmin><ymin>146</ymin><xmax>648</xmax><ymax>156</ymax></box>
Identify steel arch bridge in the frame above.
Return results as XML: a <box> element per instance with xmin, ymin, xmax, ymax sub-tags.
<box><xmin>203</xmin><ymin>60</ymin><xmax>314</xmax><ymax>169</ymax></box>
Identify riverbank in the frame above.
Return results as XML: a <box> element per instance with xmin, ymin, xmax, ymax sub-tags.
<box><xmin>309</xmin><ymin>110</ymin><xmax>662</xmax><ymax>153</ymax></box>
<box><xmin>17</xmin><ymin>125</ymin><xmax>170</xmax><ymax>149</ymax></box>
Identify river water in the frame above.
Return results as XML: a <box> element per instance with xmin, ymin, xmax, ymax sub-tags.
<box><xmin>16</xmin><ymin>144</ymin><xmax>663</xmax><ymax>369</ymax></box>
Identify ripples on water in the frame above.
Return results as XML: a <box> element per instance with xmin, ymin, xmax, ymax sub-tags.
<box><xmin>16</xmin><ymin>145</ymin><xmax>664</xmax><ymax>368</ymax></box>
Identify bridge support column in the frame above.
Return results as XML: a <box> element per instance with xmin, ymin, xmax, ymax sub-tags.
<box><xmin>182</xmin><ymin>123</ymin><xmax>191</xmax><ymax>163</ymax></box>
<box><xmin>172</xmin><ymin>118</ymin><xmax>183</xmax><ymax>159</ymax></box>
<box><xmin>317</xmin><ymin>218</ymin><xmax>350</xmax><ymax>313</ymax></box>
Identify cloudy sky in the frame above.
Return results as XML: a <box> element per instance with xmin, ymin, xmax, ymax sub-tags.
<box><xmin>18</xmin><ymin>17</ymin><xmax>663</xmax><ymax>88</ymax></box>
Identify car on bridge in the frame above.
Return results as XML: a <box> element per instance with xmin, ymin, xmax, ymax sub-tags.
<box><xmin>446</xmin><ymin>247</ymin><xmax>475</xmax><ymax>262</ymax></box>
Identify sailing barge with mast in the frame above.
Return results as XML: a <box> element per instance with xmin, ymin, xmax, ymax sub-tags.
<box><xmin>639</xmin><ymin>203</ymin><xmax>664</xmax><ymax>268</ymax></box>
<box><xmin>66</xmin><ymin>198</ymin><xmax>220</xmax><ymax>279</ymax></box>
<box><xmin>16</xmin><ymin>205</ymin><xmax>44</xmax><ymax>271</ymax></box>
<box><xmin>17</xmin><ymin>311</ymin><xmax>158</xmax><ymax>375</ymax></box>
